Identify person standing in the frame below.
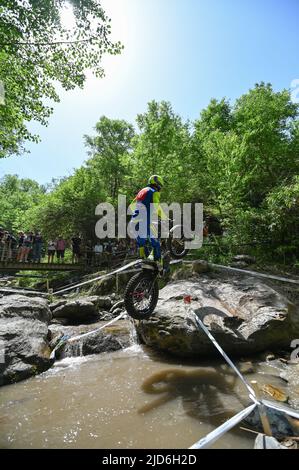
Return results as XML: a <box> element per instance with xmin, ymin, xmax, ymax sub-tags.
<box><xmin>16</xmin><ymin>232</ymin><xmax>25</xmax><ymax>261</ymax></box>
<box><xmin>85</xmin><ymin>240</ymin><xmax>93</xmax><ymax>266</ymax></box>
<box><xmin>47</xmin><ymin>240</ymin><xmax>56</xmax><ymax>263</ymax></box>
<box><xmin>71</xmin><ymin>234</ymin><xmax>81</xmax><ymax>264</ymax></box>
<box><xmin>55</xmin><ymin>236</ymin><xmax>66</xmax><ymax>263</ymax></box>
<box><xmin>32</xmin><ymin>231</ymin><xmax>43</xmax><ymax>263</ymax></box>
<box><xmin>19</xmin><ymin>232</ymin><xmax>33</xmax><ymax>262</ymax></box>
<box><xmin>94</xmin><ymin>242</ymin><xmax>103</xmax><ymax>266</ymax></box>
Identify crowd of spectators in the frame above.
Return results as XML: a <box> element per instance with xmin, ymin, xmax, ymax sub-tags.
<box><xmin>0</xmin><ymin>227</ymin><xmax>137</xmax><ymax>265</ymax></box>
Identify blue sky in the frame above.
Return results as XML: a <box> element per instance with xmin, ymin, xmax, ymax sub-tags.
<box><xmin>1</xmin><ymin>0</ymin><xmax>299</xmax><ymax>184</ymax></box>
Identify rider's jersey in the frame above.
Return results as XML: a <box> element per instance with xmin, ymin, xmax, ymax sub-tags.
<box><xmin>129</xmin><ymin>186</ymin><xmax>166</xmax><ymax>223</ymax></box>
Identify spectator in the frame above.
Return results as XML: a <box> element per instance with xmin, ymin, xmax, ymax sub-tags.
<box><xmin>106</xmin><ymin>240</ymin><xmax>113</xmax><ymax>254</ymax></box>
<box><xmin>47</xmin><ymin>240</ymin><xmax>56</xmax><ymax>263</ymax></box>
<box><xmin>129</xmin><ymin>239</ymin><xmax>137</xmax><ymax>255</ymax></box>
<box><xmin>1</xmin><ymin>231</ymin><xmax>11</xmax><ymax>261</ymax></box>
<box><xmin>85</xmin><ymin>240</ymin><xmax>93</xmax><ymax>266</ymax></box>
<box><xmin>71</xmin><ymin>234</ymin><xmax>81</xmax><ymax>264</ymax></box>
<box><xmin>118</xmin><ymin>239</ymin><xmax>127</xmax><ymax>252</ymax></box>
<box><xmin>0</xmin><ymin>228</ymin><xmax>4</xmax><ymax>260</ymax></box>
<box><xmin>55</xmin><ymin>236</ymin><xmax>66</xmax><ymax>263</ymax></box>
<box><xmin>19</xmin><ymin>231</ymin><xmax>33</xmax><ymax>262</ymax></box>
<box><xmin>32</xmin><ymin>231</ymin><xmax>43</xmax><ymax>263</ymax></box>
<box><xmin>9</xmin><ymin>233</ymin><xmax>17</xmax><ymax>261</ymax></box>
<box><xmin>16</xmin><ymin>231</ymin><xmax>25</xmax><ymax>261</ymax></box>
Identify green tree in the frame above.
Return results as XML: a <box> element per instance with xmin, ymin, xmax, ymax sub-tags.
<box><xmin>0</xmin><ymin>0</ymin><xmax>122</xmax><ymax>158</ymax></box>
<box><xmin>132</xmin><ymin>100</ymin><xmax>191</xmax><ymax>203</ymax></box>
<box><xmin>26</xmin><ymin>165</ymin><xmax>107</xmax><ymax>241</ymax></box>
<box><xmin>85</xmin><ymin>116</ymin><xmax>135</xmax><ymax>201</ymax></box>
<box><xmin>0</xmin><ymin>174</ymin><xmax>46</xmax><ymax>230</ymax></box>
<box><xmin>233</xmin><ymin>82</ymin><xmax>299</xmax><ymax>206</ymax></box>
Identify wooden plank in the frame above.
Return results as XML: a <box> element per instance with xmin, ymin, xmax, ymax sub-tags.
<box><xmin>0</xmin><ymin>262</ymin><xmax>86</xmax><ymax>272</ymax></box>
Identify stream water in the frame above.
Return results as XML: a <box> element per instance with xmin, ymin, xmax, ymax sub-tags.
<box><xmin>1</xmin><ymin>341</ymin><xmax>294</xmax><ymax>450</ymax></box>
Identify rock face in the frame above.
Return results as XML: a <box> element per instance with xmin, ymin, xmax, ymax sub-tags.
<box><xmin>0</xmin><ymin>295</ymin><xmax>52</xmax><ymax>386</ymax></box>
<box><xmin>136</xmin><ymin>275</ymin><xmax>299</xmax><ymax>358</ymax></box>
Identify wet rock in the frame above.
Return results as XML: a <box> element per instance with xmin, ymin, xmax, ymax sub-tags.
<box><xmin>65</xmin><ymin>332</ymin><xmax>124</xmax><ymax>357</ymax></box>
<box><xmin>50</xmin><ymin>319</ymin><xmax>132</xmax><ymax>359</ymax></box>
<box><xmin>280</xmin><ymin>363</ymin><xmax>299</xmax><ymax>408</ymax></box>
<box><xmin>51</xmin><ymin>296</ymin><xmax>103</xmax><ymax>322</ymax></box>
<box><xmin>239</xmin><ymin>361</ymin><xmax>255</xmax><ymax>374</ymax></box>
<box><xmin>0</xmin><ymin>295</ymin><xmax>53</xmax><ymax>386</ymax></box>
<box><xmin>136</xmin><ymin>275</ymin><xmax>299</xmax><ymax>358</ymax></box>
<box><xmin>261</xmin><ymin>384</ymin><xmax>289</xmax><ymax>403</ymax></box>
<box><xmin>245</xmin><ymin>403</ymin><xmax>298</xmax><ymax>439</ymax></box>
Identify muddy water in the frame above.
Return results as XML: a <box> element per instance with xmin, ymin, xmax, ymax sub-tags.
<box><xmin>0</xmin><ymin>346</ymin><xmax>291</xmax><ymax>449</ymax></box>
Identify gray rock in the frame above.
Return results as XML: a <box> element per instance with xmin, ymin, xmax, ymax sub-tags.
<box><xmin>97</xmin><ymin>296</ymin><xmax>112</xmax><ymax>310</ymax></box>
<box><xmin>192</xmin><ymin>260</ymin><xmax>210</xmax><ymax>274</ymax></box>
<box><xmin>136</xmin><ymin>276</ymin><xmax>299</xmax><ymax>358</ymax></box>
<box><xmin>245</xmin><ymin>403</ymin><xmax>298</xmax><ymax>439</ymax></box>
<box><xmin>101</xmin><ymin>313</ymin><xmax>114</xmax><ymax>321</ymax></box>
<box><xmin>254</xmin><ymin>434</ymin><xmax>289</xmax><ymax>449</ymax></box>
<box><xmin>280</xmin><ymin>363</ymin><xmax>299</xmax><ymax>408</ymax></box>
<box><xmin>50</xmin><ymin>320</ymin><xmax>132</xmax><ymax>359</ymax></box>
<box><xmin>49</xmin><ymin>299</ymin><xmax>67</xmax><ymax>311</ymax></box>
<box><xmin>230</xmin><ymin>261</ymin><xmax>249</xmax><ymax>269</ymax></box>
<box><xmin>110</xmin><ymin>300</ymin><xmax>125</xmax><ymax>313</ymax></box>
<box><xmin>63</xmin><ymin>332</ymin><xmax>124</xmax><ymax>357</ymax></box>
<box><xmin>0</xmin><ymin>295</ymin><xmax>53</xmax><ymax>386</ymax></box>
<box><xmin>51</xmin><ymin>296</ymin><xmax>102</xmax><ymax>322</ymax></box>
<box><xmin>89</xmin><ymin>276</ymin><xmax>116</xmax><ymax>295</ymax></box>
<box><xmin>112</xmin><ymin>307</ymin><xmax>124</xmax><ymax>316</ymax></box>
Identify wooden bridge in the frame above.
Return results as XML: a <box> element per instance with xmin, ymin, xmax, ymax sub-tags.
<box><xmin>0</xmin><ymin>261</ymin><xmax>89</xmax><ymax>273</ymax></box>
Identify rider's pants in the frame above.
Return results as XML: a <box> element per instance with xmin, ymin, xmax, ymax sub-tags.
<box><xmin>136</xmin><ymin>224</ymin><xmax>161</xmax><ymax>261</ymax></box>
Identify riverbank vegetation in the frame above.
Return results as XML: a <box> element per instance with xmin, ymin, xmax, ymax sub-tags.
<box><xmin>1</xmin><ymin>83</ymin><xmax>299</xmax><ymax>269</ymax></box>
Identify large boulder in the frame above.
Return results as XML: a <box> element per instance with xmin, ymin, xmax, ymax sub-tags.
<box><xmin>136</xmin><ymin>275</ymin><xmax>299</xmax><ymax>358</ymax></box>
<box><xmin>51</xmin><ymin>296</ymin><xmax>107</xmax><ymax>322</ymax></box>
<box><xmin>0</xmin><ymin>295</ymin><xmax>52</xmax><ymax>385</ymax></box>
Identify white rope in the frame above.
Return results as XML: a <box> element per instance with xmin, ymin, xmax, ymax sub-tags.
<box><xmin>261</xmin><ymin>399</ymin><xmax>299</xmax><ymax>420</ymax></box>
<box><xmin>53</xmin><ymin>260</ymin><xmax>141</xmax><ymax>295</ymax></box>
<box><xmin>189</xmin><ymin>306</ymin><xmax>258</xmax><ymax>403</ymax></box>
<box><xmin>210</xmin><ymin>263</ymin><xmax>299</xmax><ymax>285</ymax></box>
<box><xmin>50</xmin><ymin>311</ymin><xmax>127</xmax><ymax>359</ymax></box>
<box><xmin>68</xmin><ymin>311</ymin><xmax>126</xmax><ymax>343</ymax></box>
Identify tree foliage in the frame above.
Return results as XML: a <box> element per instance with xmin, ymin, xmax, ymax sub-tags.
<box><xmin>2</xmin><ymin>83</ymin><xmax>299</xmax><ymax>264</ymax></box>
<box><xmin>0</xmin><ymin>0</ymin><xmax>122</xmax><ymax>158</ymax></box>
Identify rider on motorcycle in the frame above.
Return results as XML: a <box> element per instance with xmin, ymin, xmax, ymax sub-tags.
<box><xmin>129</xmin><ymin>175</ymin><xmax>167</xmax><ymax>270</ymax></box>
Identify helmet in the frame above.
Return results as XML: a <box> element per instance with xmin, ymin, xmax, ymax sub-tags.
<box><xmin>148</xmin><ymin>175</ymin><xmax>164</xmax><ymax>190</ymax></box>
